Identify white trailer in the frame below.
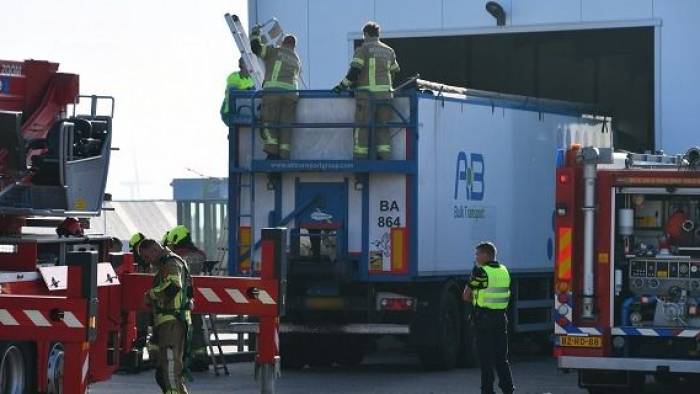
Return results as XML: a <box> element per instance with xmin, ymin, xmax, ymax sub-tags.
<box><xmin>225</xmin><ymin>85</ymin><xmax>609</xmax><ymax>369</ymax></box>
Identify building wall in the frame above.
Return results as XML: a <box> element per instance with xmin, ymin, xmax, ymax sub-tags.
<box><xmin>248</xmin><ymin>0</ymin><xmax>700</xmax><ymax>155</ymax></box>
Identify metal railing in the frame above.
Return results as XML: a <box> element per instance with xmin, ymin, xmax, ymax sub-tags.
<box><xmin>228</xmin><ymin>89</ymin><xmax>418</xmax><ymax>167</ymax></box>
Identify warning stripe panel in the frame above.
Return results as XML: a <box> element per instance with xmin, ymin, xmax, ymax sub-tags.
<box><xmin>24</xmin><ymin>309</ymin><xmax>51</xmax><ymax>327</ymax></box>
<box><xmin>611</xmin><ymin>327</ymin><xmax>700</xmax><ymax>338</ymax></box>
<box><xmin>198</xmin><ymin>287</ymin><xmax>223</xmax><ymax>303</ymax></box>
<box><xmin>555</xmin><ymin>322</ymin><xmax>603</xmax><ymax>336</ymax></box>
<box><xmin>0</xmin><ymin>309</ymin><xmax>19</xmax><ymax>326</ymax></box>
<box><xmin>0</xmin><ymin>308</ymin><xmax>85</xmax><ymax>328</ymax></box>
<box><xmin>557</xmin><ymin>227</ymin><xmax>572</xmax><ymax>280</ymax></box>
<box><xmin>196</xmin><ymin>287</ymin><xmax>277</xmax><ymax>305</ymax></box>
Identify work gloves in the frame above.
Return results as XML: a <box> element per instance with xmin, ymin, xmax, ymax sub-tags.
<box><xmin>331</xmin><ymin>84</ymin><xmax>345</xmax><ymax>94</ymax></box>
<box><xmin>332</xmin><ymin>79</ymin><xmax>351</xmax><ymax>94</ymax></box>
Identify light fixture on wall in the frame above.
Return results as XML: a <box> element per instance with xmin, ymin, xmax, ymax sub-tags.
<box><xmin>485</xmin><ymin>1</ymin><xmax>506</xmax><ymax>26</ymax></box>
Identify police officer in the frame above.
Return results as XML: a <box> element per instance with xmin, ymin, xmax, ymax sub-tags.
<box><xmin>463</xmin><ymin>242</ymin><xmax>515</xmax><ymax>394</ymax></box>
<box><xmin>250</xmin><ymin>28</ymin><xmax>301</xmax><ymax>159</ymax></box>
<box><xmin>140</xmin><ymin>239</ymin><xmax>192</xmax><ymax>394</ymax></box>
<box><xmin>333</xmin><ymin>21</ymin><xmax>400</xmax><ymax>160</ymax></box>
<box><xmin>164</xmin><ymin>225</ymin><xmax>209</xmax><ymax>371</ymax></box>
<box><xmin>220</xmin><ymin>57</ymin><xmax>255</xmax><ymax>127</ymax></box>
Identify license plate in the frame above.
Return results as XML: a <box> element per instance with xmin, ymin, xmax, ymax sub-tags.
<box><xmin>559</xmin><ymin>335</ymin><xmax>602</xmax><ymax>348</ymax></box>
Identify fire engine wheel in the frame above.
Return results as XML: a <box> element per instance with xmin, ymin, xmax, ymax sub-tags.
<box><xmin>0</xmin><ymin>342</ymin><xmax>33</xmax><ymax>394</ymax></box>
<box><xmin>46</xmin><ymin>343</ymin><xmax>64</xmax><ymax>394</ymax></box>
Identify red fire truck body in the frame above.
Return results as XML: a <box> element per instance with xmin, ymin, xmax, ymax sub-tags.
<box><xmin>0</xmin><ymin>59</ymin><xmax>283</xmax><ymax>394</ymax></box>
<box><xmin>554</xmin><ymin>146</ymin><xmax>700</xmax><ymax>392</ymax></box>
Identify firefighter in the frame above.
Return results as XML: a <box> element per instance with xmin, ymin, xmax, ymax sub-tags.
<box><xmin>220</xmin><ymin>57</ymin><xmax>255</xmax><ymax>127</ymax></box>
<box><xmin>333</xmin><ymin>21</ymin><xmax>400</xmax><ymax>160</ymax></box>
<box><xmin>462</xmin><ymin>242</ymin><xmax>515</xmax><ymax>394</ymax></box>
<box><xmin>140</xmin><ymin>238</ymin><xmax>192</xmax><ymax>394</ymax></box>
<box><xmin>165</xmin><ymin>225</ymin><xmax>209</xmax><ymax>371</ymax></box>
<box><xmin>109</xmin><ymin>237</ymin><xmax>123</xmax><ymax>253</ymax></box>
<box><xmin>128</xmin><ymin>232</ymin><xmax>158</xmax><ymax>377</ymax></box>
<box><xmin>129</xmin><ymin>232</ymin><xmax>149</xmax><ymax>271</ymax></box>
<box><xmin>250</xmin><ymin>28</ymin><xmax>301</xmax><ymax>160</ymax></box>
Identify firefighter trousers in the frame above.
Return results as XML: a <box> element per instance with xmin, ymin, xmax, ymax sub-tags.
<box><xmin>353</xmin><ymin>95</ymin><xmax>393</xmax><ymax>160</ymax></box>
<box><xmin>155</xmin><ymin>319</ymin><xmax>189</xmax><ymax>394</ymax></box>
<box><xmin>475</xmin><ymin>309</ymin><xmax>514</xmax><ymax>394</ymax></box>
<box><xmin>261</xmin><ymin>92</ymin><xmax>298</xmax><ymax>159</ymax></box>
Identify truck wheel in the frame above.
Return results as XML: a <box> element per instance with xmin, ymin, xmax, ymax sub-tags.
<box><xmin>0</xmin><ymin>342</ymin><xmax>34</xmax><ymax>394</ymax></box>
<box><xmin>46</xmin><ymin>343</ymin><xmax>64</xmax><ymax>394</ymax></box>
<box><xmin>417</xmin><ymin>286</ymin><xmax>461</xmax><ymax>370</ymax></box>
<box><xmin>306</xmin><ymin>341</ymin><xmax>333</xmax><ymax>368</ymax></box>
<box><xmin>280</xmin><ymin>334</ymin><xmax>307</xmax><ymax>369</ymax></box>
<box><xmin>334</xmin><ymin>336</ymin><xmax>367</xmax><ymax>367</ymax></box>
<box><xmin>456</xmin><ymin>315</ymin><xmax>479</xmax><ymax>368</ymax></box>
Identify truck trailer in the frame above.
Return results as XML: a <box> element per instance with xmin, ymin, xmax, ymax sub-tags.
<box><xmin>225</xmin><ymin>82</ymin><xmax>610</xmax><ymax>369</ymax></box>
<box><xmin>554</xmin><ymin>146</ymin><xmax>700</xmax><ymax>392</ymax></box>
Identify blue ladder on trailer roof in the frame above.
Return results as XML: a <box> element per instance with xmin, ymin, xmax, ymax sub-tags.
<box><xmin>225</xmin><ymin>89</ymin><xmax>419</xmax><ymax>277</ymax></box>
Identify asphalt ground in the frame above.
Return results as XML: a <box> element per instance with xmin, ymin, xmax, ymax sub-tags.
<box><xmin>91</xmin><ymin>349</ymin><xmax>585</xmax><ymax>394</ymax></box>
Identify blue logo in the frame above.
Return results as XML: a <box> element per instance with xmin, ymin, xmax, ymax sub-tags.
<box><xmin>454</xmin><ymin>151</ymin><xmax>485</xmax><ymax>201</ymax></box>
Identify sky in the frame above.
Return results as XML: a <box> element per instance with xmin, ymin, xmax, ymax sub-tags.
<box><xmin>2</xmin><ymin>0</ymin><xmax>247</xmax><ymax>200</ymax></box>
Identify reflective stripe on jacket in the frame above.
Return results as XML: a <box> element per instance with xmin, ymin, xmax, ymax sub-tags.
<box><xmin>261</xmin><ymin>45</ymin><xmax>300</xmax><ymax>90</ymax></box>
<box><xmin>473</xmin><ymin>264</ymin><xmax>511</xmax><ymax>310</ymax></box>
<box><xmin>151</xmin><ymin>253</ymin><xmax>192</xmax><ymax>326</ymax></box>
<box><xmin>351</xmin><ymin>37</ymin><xmax>399</xmax><ymax>94</ymax></box>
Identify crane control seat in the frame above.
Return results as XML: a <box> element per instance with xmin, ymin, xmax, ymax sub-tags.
<box><xmin>29</xmin><ymin>117</ymin><xmax>109</xmax><ymax>185</ymax></box>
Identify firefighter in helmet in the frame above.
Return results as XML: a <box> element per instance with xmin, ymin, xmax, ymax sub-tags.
<box><xmin>140</xmin><ymin>238</ymin><xmax>192</xmax><ymax>394</ymax></box>
<box><xmin>164</xmin><ymin>225</ymin><xmax>209</xmax><ymax>372</ymax></box>
<box><xmin>333</xmin><ymin>21</ymin><xmax>400</xmax><ymax>160</ymax></box>
<box><xmin>250</xmin><ymin>27</ymin><xmax>301</xmax><ymax>160</ymax></box>
<box><xmin>220</xmin><ymin>57</ymin><xmax>255</xmax><ymax>127</ymax></box>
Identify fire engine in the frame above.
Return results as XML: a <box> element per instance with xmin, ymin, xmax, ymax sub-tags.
<box><xmin>554</xmin><ymin>145</ymin><xmax>700</xmax><ymax>392</ymax></box>
<box><xmin>0</xmin><ymin>59</ymin><xmax>284</xmax><ymax>394</ymax></box>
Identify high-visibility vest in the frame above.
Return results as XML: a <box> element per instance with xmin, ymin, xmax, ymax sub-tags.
<box><xmin>473</xmin><ymin>264</ymin><xmax>511</xmax><ymax>310</ymax></box>
<box><xmin>351</xmin><ymin>37</ymin><xmax>400</xmax><ymax>95</ymax></box>
<box><xmin>261</xmin><ymin>45</ymin><xmax>300</xmax><ymax>90</ymax></box>
<box><xmin>222</xmin><ymin>71</ymin><xmax>254</xmax><ymax>115</ymax></box>
<box><xmin>151</xmin><ymin>253</ymin><xmax>192</xmax><ymax>327</ymax></box>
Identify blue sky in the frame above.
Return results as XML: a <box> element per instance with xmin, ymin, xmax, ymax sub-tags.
<box><xmin>2</xmin><ymin>0</ymin><xmax>247</xmax><ymax>199</ymax></box>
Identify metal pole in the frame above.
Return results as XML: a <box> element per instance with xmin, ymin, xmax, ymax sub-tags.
<box><xmin>580</xmin><ymin>149</ymin><xmax>598</xmax><ymax>319</ymax></box>
<box><xmin>255</xmin><ymin>228</ymin><xmax>286</xmax><ymax>394</ymax></box>
<box><xmin>260</xmin><ymin>363</ymin><xmax>276</xmax><ymax>394</ymax></box>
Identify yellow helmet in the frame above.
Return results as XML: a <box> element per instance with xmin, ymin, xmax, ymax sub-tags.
<box><xmin>161</xmin><ymin>230</ymin><xmax>171</xmax><ymax>246</ymax></box>
<box><xmin>129</xmin><ymin>232</ymin><xmax>145</xmax><ymax>250</ymax></box>
<box><xmin>166</xmin><ymin>225</ymin><xmax>190</xmax><ymax>246</ymax></box>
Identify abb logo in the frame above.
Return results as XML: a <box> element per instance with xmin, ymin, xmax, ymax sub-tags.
<box><xmin>454</xmin><ymin>151</ymin><xmax>485</xmax><ymax>201</ymax></box>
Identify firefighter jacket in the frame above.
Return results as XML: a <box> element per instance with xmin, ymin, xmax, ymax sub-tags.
<box><xmin>350</xmin><ymin>36</ymin><xmax>400</xmax><ymax>96</ymax></box>
<box><xmin>148</xmin><ymin>252</ymin><xmax>193</xmax><ymax>327</ymax></box>
<box><xmin>172</xmin><ymin>244</ymin><xmax>206</xmax><ymax>275</ymax></box>
<box><xmin>221</xmin><ymin>71</ymin><xmax>254</xmax><ymax>115</ymax></box>
<box><xmin>468</xmin><ymin>261</ymin><xmax>511</xmax><ymax>310</ymax></box>
<box><xmin>257</xmin><ymin>43</ymin><xmax>300</xmax><ymax>90</ymax></box>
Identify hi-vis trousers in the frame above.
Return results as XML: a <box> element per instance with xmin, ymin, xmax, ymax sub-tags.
<box><xmin>155</xmin><ymin>320</ymin><xmax>189</xmax><ymax>394</ymax></box>
<box><xmin>353</xmin><ymin>92</ymin><xmax>393</xmax><ymax>160</ymax></box>
<box><xmin>261</xmin><ymin>92</ymin><xmax>298</xmax><ymax>159</ymax></box>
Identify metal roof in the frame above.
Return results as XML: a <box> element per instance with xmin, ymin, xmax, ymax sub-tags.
<box><xmin>87</xmin><ymin>200</ymin><xmax>177</xmax><ymax>245</ymax></box>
